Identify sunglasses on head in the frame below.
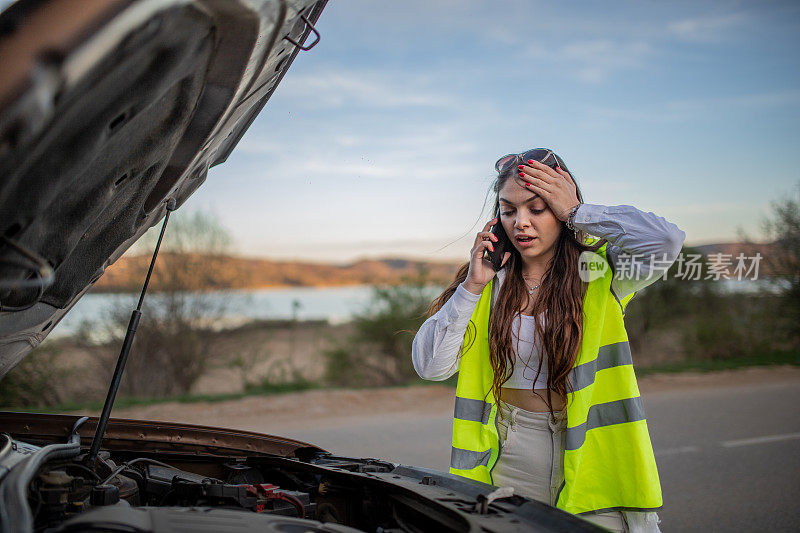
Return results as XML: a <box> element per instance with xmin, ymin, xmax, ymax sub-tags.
<box><xmin>495</xmin><ymin>148</ymin><xmax>560</xmax><ymax>174</ymax></box>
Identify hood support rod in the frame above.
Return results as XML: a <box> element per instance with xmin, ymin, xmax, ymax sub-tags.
<box><xmin>86</xmin><ymin>199</ymin><xmax>177</xmax><ymax>466</ymax></box>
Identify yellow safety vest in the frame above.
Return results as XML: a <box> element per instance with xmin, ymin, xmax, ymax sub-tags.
<box><xmin>448</xmin><ymin>242</ymin><xmax>663</xmax><ymax>515</ymax></box>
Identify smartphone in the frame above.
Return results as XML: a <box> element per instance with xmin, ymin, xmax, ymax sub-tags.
<box><xmin>486</xmin><ymin>208</ymin><xmax>512</xmax><ymax>271</ymax></box>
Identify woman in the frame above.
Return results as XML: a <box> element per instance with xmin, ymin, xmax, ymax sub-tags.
<box><xmin>412</xmin><ymin>148</ymin><xmax>685</xmax><ymax>532</ymax></box>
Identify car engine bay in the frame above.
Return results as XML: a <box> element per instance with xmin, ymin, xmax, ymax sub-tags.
<box><xmin>1</xmin><ymin>432</ymin><xmax>424</xmax><ymax>532</ymax></box>
<box><xmin>2</xmin><ymin>425</ymin><xmax>558</xmax><ymax>533</ymax></box>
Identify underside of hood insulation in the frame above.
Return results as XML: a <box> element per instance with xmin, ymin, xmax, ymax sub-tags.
<box><xmin>0</xmin><ymin>0</ymin><xmax>328</xmax><ymax>377</ymax></box>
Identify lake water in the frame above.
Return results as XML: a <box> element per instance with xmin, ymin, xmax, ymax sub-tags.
<box><xmin>51</xmin><ymin>278</ymin><xmax>790</xmax><ymax>338</ymax></box>
<box><xmin>53</xmin><ymin>285</ymin><xmax>381</xmax><ymax>338</ymax></box>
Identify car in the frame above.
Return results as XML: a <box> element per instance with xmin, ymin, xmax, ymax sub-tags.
<box><xmin>0</xmin><ymin>1</ymin><xmax>604</xmax><ymax>531</ymax></box>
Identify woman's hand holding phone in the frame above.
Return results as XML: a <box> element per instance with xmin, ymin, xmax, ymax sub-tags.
<box><xmin>463</xmin><ymin>217</ymin><xmax>511</xmax><ymax>295</ymax></box>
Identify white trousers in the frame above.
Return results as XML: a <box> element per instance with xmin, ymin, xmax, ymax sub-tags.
<box><xmin>492</xmin><ymin>401</ymin><xmax>631</xmax><ymax>532</ymax></box>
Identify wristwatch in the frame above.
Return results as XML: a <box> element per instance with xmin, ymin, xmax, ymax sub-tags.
<box><xmin>565</xmin><ymin>203</ymin><xmax>582</xmax><ymax>232</ymax></box>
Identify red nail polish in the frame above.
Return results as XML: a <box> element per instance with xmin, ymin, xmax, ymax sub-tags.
<box><xmin>525</xmin><ymin>182</ymin><xmax>532</xmax><ymax>187</ymax></box>
<box><xmin>518</xmin><ymin>165</ymin><xmax>524</xmax><ymax>169</ymax></box>
<box><xmin>527</xmin><ymin>159</ymin><xmax>535</xmax><ymax>164</ymax></box>
<box><xmin>519</xmin><ymin>172</ymin><xmax>525</xmax><ymax>177</ymax></box>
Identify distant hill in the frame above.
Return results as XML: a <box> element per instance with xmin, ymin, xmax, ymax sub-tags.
<box><xmin>93</xmin><ymin>240</ymin><xmax>781</xmax><ymax>293</ymax></box>
<box><xmin>687</xmin><ymin>241</ymin><xmax>775</xmax><ymax>258</ymax></box>
<box><xmin>686</xmin><ymin>241</ymin><xmax>781</xmax><ymax>275</ymax></box>
<box><xmin>93</xmin><ymin>253</ymin><xmax>465</xmax><ymax>293</ymax></box>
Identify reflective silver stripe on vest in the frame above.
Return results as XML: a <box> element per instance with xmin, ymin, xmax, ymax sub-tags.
<box><xmin>565</xmin><ymin>396</ymin><xmax>646</xmax><ymax>451</ymax></box>
<box><xmin>450</xmin><ymin>446</ymin><xmax>492</xmax><ymax>470</ymax></box>
<box><xmin>570</xmin><ymin>341</ymin><xmax>633</xmax><ymax>392</ymax></box>
<box><xmin>454</xmin><ymin>396</ymin><xmax>492</xmax><ymax>424</ymax></box>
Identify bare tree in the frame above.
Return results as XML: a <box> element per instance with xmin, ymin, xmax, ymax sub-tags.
<box><xmin>759</xmin><ymin>181</ymin><xmax>800</xmax><ymax>344</ymax></box>
<box><xmin>759</xmin><ymin>182</ymin><xmax>800</xmax><ymax>281</ymax></box>
<box><xmin>79</xmin><ymin>209</ymin><xmax>238</xmax><ymax>397</ymax></box>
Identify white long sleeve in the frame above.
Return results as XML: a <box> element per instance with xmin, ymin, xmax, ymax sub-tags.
<box><xmin>573</xmin><ymin>203</ymin><xmax>686</xmax><ymax>301</ymax></box>
<box><xmin>411</xmin><ymin>282</ymin><xmax>481</xmax><ymax>381</ymax></box>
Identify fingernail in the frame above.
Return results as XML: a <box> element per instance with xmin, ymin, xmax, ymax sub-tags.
<box><xmin>518</xmin><ymin>165</ymin><xmax>524</xmax><ymax>169</ymax></box>
<box><xmin>525</xmin><ymin>182</ymin><xmax>532</xmax><ymax>187</ymax></box>
<box><xmin>527</xmin><ymin>159</ymin><xmax>535</xmax><ymax>164</ymax></box>
<box><xmin>490</xmin><ymin>244</ymin><xmax>495</xmax><ymax>251</ymax></box>
<box><xmin>519</xmin><ymin>172</ymin><xmax>525</xmax><ymax>177</ymax></box>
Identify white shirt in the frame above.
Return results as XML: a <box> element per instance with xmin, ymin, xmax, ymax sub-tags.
<box><xmin>505</xmin><ymin>312</ymin><xmax>549</xmax><ymax>389</ymax></box>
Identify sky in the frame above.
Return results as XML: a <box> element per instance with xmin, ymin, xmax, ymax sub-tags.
<box><xmin>182</xmin><ymin>0</ymin><xmax>800</xmax><ymax>263</ymax></box>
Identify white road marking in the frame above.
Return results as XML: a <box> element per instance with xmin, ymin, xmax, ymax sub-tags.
<box><xmin>721</xmin><ymin>432</ymin><xmax>800</xmax><ymax>448</ymax></box>
<box><xmin>655</xmin><ymin>432</ymin><xmax>800</xmax><ymax>456</ymax></box>
<box><xmin>655</xmin><ymin>445</ymin><xmax>700</xmax><ymax>457</ymax></box>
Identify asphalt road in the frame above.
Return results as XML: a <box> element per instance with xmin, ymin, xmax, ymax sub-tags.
<box><xmin>280</xmin><ymin>378</ymin><xmax>800</xmax><ymax>532</ymax></box>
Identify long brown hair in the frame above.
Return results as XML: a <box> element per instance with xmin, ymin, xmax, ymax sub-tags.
<box><xmin>428</xmin><ymin>151</ymin><xmax>606</xmax><ymax>416</ymax></box>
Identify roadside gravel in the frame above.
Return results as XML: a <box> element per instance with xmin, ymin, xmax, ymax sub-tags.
<box><xmin>103</xmin><ymin>366</ymin><xmax>800</xmax><ymax>433</ymax></box>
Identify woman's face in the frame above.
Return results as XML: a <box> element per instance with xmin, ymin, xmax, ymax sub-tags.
<box><xmin>498</xmin><ymin>178</ymin><xmax>562</xmax><ymax>264</ymax></box>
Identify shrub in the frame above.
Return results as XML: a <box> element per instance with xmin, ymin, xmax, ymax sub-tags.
<box><xmin>324</xmin><ymin>271</ymin><xmax>438</xmax><ymax>387</ymax></box>
<box><xmin>0</xmin><ymin>342</ymin><xmax>68</xmax><ymax>407</ymax></box>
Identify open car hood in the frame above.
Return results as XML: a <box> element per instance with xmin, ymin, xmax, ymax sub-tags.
<box><xmin>0</xmin><ymin>0</ymin><xmax>327</xmax><ymax>378</ymax></box>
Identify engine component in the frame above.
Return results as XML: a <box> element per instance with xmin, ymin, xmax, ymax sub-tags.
<box><xmin>0</xmin><ymin>438</ymin><xmax>81</xmax><ymax>533</ymax></box>
<box><xmin>166</xmin><ymin>481</ymin><xmax>313</xmax><ymax>517</ymax></box>
<box><xmin>55</xmin><ymin>507</ymin><xmax>361</xmax><ymax>533</ymax></box>
<box><xmin>31</xmin><ymin>468</ymin><xmax>94</xmax><ymax>531</ymax></box>
<box><xmin>143</xmin><ymin>464</ymin><xmax>314</xmax><ymax>517</ymax></box>
<box><xmin>37</xmin><ymin>471</ymin><xmax>76</xmax><ymax>523</ymax></box>
<box><xmin>89</xmin><ymin>484</ymin><xmax>119</xmax><ymax>507</ymax></box>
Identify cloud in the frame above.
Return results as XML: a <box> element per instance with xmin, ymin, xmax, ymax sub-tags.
<box><xmin>275</xmin><ymin>69</ymin><xmax>456</xmax><ymax>110</ymax></box>
<box><xmin>666</xmin><ymin>12</ymin><xmax>751</xmax><ymax>43</ymax></box>
<box><xmin>514</xmin><ymin>10</ymin><xmax>757</xmax><ymax>83</ymax></box>
<box><xmin>264</xmin><ymin>155</ymin><xmax>480</xmax><ymax>183</ymax></box>
<box><xmin>236</xmin><ymin>138</ymin><xmax>284</xmax><ymax>155</ymax></box>
<box><xmin>560</xmin><ymin>40</ymin><xmax>652</xmax><ymax>83</ymax></box>
<box><xmin>703</xmin><ymin>90</ymin><xmax>800</xmax><ymax>109</ymax></box>
<box><xmin>238</xmin><ymin>133</ymin><xmax>375</xmax><ymax>155</ymax></box>
<box><xmin>657</xmin><ymin>202</ymin><xmax>751</xmax><ymax>215</ymax></box>
<box><xmin>236</xmin><ymin>117</ymin><xmax>489</xmax><ymax>181</ymax></box>
<box><xmin>580</xmin><ymin>105</ymin><xmax>691</xmax><ymax>125</ymax></box>
<box><xmin>580</xmin><ymin>90</ymin><xmax>800</xmax><ymax>125</ymax></box>
<box><xmin>522</xmin><ymin>39</ymin><xmax>653</xmax><ymax>83</ymax></box>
